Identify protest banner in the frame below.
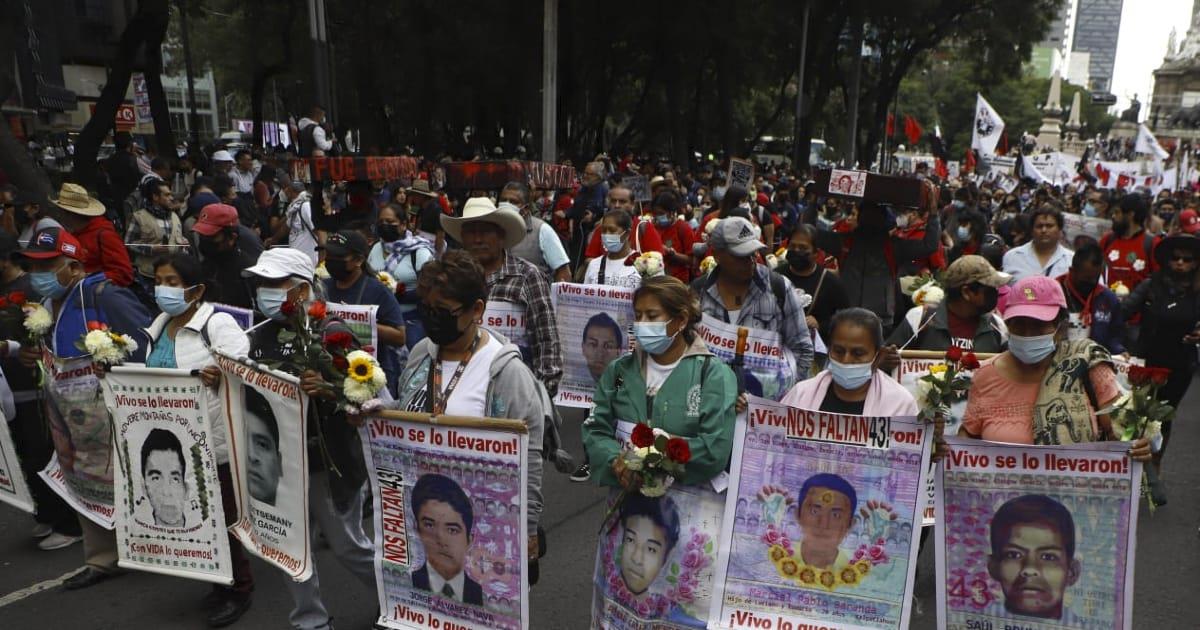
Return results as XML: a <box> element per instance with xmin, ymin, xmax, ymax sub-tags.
<box><xmin>0</xmin><ymin>409</ymin><xmax>34</xmax><ymax>513</ymax></box>
<box><xmin>361</xmin><ymin>410</ymin><xmax>529</xmax><ymax>630</ymax></box>
<box><xmin>550</xmin><ymin>282</ymin><xmax>636</xmax><ymax>408</ymax></box>
<box><xmin>709</xmin><ymin>397</ymin><xmax>931</xmax><ymax>629</ymax></box>
<box><xmin>695</xmin><ymin>314</ymin><xmax>796</xmax><ymax>401</ymax></box>
<box><xmin>624</xmin><ymin>175</ymin><xmax>652</xmax><ymax>203</ymax></box>
<box><xmin>935</xmin><ymin>438</ymin><xmax>1140</xmax><ymax>630</ymax></box>
<box><xmin>1062</xmin><ymin>213</ymin><xmax>1111</xmax><ymax>247</ymax></box>
<box><xmin>328</xmin><ymin>302</ymin><xmax>379</xmax><ymax>357</ymax></box>
<box><xmin>290</xmin><ymin>156</ymin><xmax>421</xmax><ymax>183</ymax></box>
<box><xmin>443</xmin><ymin>160</ymin><xmax>577</xmax><ymax>190</ymax></box>
<box><xmin>104</xmin><ymin>367</ymin><xmax>232</xmax><ymax>585</ymax></box>
<box><xmin>728</xmin><ymin>158</ymin><xmax>755</xmax><ymax>190</ymax></box>
<box><xmin>480</xmin><ymin>300</ymin><xmax>529</xmax><ymax>358</ymax></box>
<box><xmin>591</xmin><ymin>421</ymin><xmax>726</xmax><ymax>629</ymax></box>
<box><xmin>215</xmin><ymin>350</ymin><xmax>313</xmax><ymax>581</ymax></box>
<box><xmin>829</xmin><ymin>169</ymin><xmax>868</xmax><ymax>197</ymax></box>
<box><xmin>812</xmin><ymin>168</ymin><xmax>925</xmax><ymax>208</ymax></box>
<box><xmin>39</xmin><ymin>349</ymin><xmax>114</xmax><ymax>529</ymax></box>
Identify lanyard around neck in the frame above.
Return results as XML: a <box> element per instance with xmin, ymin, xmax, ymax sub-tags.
<box><xmin>431</xmin><ymin>331</ymin><xmax>482</xmax><ymax>415</ymax></box>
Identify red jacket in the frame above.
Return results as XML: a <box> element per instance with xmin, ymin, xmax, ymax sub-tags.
<box><xmin>74</xmin><ymin>216</ymin><xmax>134</xmax><ymax>287</ymax></box>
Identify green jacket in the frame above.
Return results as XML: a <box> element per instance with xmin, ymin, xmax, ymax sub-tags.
<box><xmin>583</xmin><ymin>334</ymin><xmax>737</xmax><ymax>488</ymax></box>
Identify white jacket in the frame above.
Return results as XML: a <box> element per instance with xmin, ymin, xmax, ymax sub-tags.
<box><xmin>143</xmin><ymin>303</ymin><xmax>250</xmax><ymax>464</ymax></box>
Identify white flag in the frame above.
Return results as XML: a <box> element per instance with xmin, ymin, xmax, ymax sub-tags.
<box><xmin>972</xmin><ymin>94</ymin><xmax>1005</xmax><ymax>156</ymax></box>
<box><xmin>1135</xmin><ymin>124</ymin><xmax>1170</xmax><ymax>160</ymax></box>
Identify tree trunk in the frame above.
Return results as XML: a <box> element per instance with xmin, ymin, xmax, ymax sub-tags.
<box><xmin>0</xmin><ymin>0</ymin><xmax>50</xmax><ymax>197</ymax></box>
<box><xmin>141</xmin><ymin>0</ymin><xmax>174</xmax><ymax>157</ymax></box>
<box><xmin>250</xmin><ymin>1</ymin><xmax>297</xmax><ymax>148</ymax></box>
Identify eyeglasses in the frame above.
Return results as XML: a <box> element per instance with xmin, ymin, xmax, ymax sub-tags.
<box><xmin>1171</xmin><ymin>255</ymin><xmax>1195</xmax><ymax>263</ymax></box>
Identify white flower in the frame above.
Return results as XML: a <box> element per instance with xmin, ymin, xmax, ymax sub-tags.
<box><xmin>83</xmin><ymin>329</ymin><xmax>115</xmax><ymax>355</ymax></box>
<box><xmin>699</xmin><ymin>256</ymin><xmax>717</xmax><ymax>275</ymax></box>
<box><xmin>377</xmin><ymin>271</ymin><xmax>398</xmax><ymax>292</ymax></box>
<box><xmin>633</xmin><ymin>251</ymin><xmax>665</xmax><ymax>278</ymax></box>
<box><xmin>623</xmin><ymin>446</ymin><xmax>652</xmax><ymax>471</ymax></box>
<box><xmin>1132</xmin><ymin>259</ymin><xmax>1146</xmax><ymax>272</ymax></box>
<box><xmin>915</xmin><ymin>379</ymin><xmax>934</xmax><ymax>408</ymax></box>
<box><xmin>1110</xmin><ymin>281</ymin><xmax>1130</xmax><ymax>297</ymax></box>
<box><xmin>23</xmin><ymin>305</ymin><xmax>52</xmax><ymax>336</ymax></box>
<box><xmin>1108</xmin><ymin>249</ymin><xmax>1120</xmax><ymax>262</ymax></box>
<box><xmin>795</xmin><ymin>289</ymin><xmax>813</xmax><ymax>310</ymax></box>
<box><xmin>765</xmin><ymin>254</ymin><xmax>779</xmax><ymax>269</ymax></box>
<box><xmin>704</xmin><ymin>219</ymin><xmax>720</xmax><ymax>237</ymax></box>
<box><xmin>314</xmin><ymin>263</ymin><xmax>330</xmax><ymax>279</ymax></box>
<box><xmin>912</xmin><ymin>285</ymin><xmax>944</xmax><ymax>306</ymax></box>
<box><xmin>343</xmin><ymin>378</ymin><xmax>376</xmax><ymax>403</ymax></box>
<box><xmin>639</xmin><ymin>475</ymin><xmax>674</xmax><ymax>497</ymax></box>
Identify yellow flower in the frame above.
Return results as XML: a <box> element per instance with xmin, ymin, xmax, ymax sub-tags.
<box><xmin>768</xmin><ymin>545</ymin><xmax>789</xmax><ymax>563</ymax></box>
<box><xmin>778</xmin><ymin>558</ymin><xmax>800</xmax><ymax>577</ymax></box>
<box><xmin>855</xmin><ymin>559</ymin><xmax>872</xmax><ymax>576</ymax></box>
<box><xmin>819</xmin><ymin>490</ymin><xmax>835</xmax><ymax>505</ymax></box>
<box><xmin>928</xmin><ymin>364</ymin><xmax>948</xmax><ymax>375</ymax></box>
<box><xmin>818</xmin><ymin>570</ymin><xmax>836</xmax><ymax>589</ymax></box>
<box><xmin>839</xmin><ymin>566</ymin><xmax>860</xmax><ymax>586</ymax></box>
<box><xmin>798</xmin><ymin>566</ymin><xmax>817</xmax><ymax>585</ymax></box>
<box><xmin>347</xmin><ymin>351</ymin><xmax>376</xmax><ymax>383</ymax></box>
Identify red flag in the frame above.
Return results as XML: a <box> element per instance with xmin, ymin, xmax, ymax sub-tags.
<box><xmin>903</xmin><ymin>115</ymin><xmax>923</xmax><ymax>146</ymax></box>
<box><xmin>886</xmin><ymin>113</ymin><xmax>895</xmax><ymax>138</ymax></box>
<box><xmin>1116</xmin><ymin>173</ymin><xmax>1132</xmax><ymax>190</ymax></box>
<box><xmin>964</xmin><ymin>149</ymin><xmax>977</xmax><ymax>173</ymax></box>
<box><xmin>1095</xmin><ymin>162</ymin><xmax>1111</xmax><ymax>185</ymax></box>
<box><xmin>935</xmin><ymin>158</ymin><xmax>948</xmax><ymax>179</ymax></box>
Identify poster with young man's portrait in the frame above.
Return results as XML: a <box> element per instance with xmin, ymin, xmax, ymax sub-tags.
<box><xmin>935</xmin><ymin>438</ymin><xmax>1140</xmax><ymax>630</ymax></box>
<box><xmin>361</xmin><ymin>412</ymin><xmax>529</xmax><ymax>630</ymax></box>
<box><xmin>216</xmin><ymin>351</ymin><xmax>313</xmax><ymax>582</ymax></box>
<box><xmin>709</xmin><ymin>397</ymin><xmax>931</xmax><ymax>629</ymax></box>
<box><xmin>105</xmin><ymin>367</ymin><xmax>232</xmax><ymax>584</ymax></box>
<box><xmin>551</xmin><ymin>282</ymin><xmax>636</xmax><ymax>408</ymax></box>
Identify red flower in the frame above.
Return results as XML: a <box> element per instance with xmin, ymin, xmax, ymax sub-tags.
<box><xmin>623</xmin><ymin>252</ymin><xmax>640</xmax><ymax>266</ymax></box>
<box><xmin>280</xmin><ymin>299</ymin><xmax>297</xmax><ymax>316</ymax></box>
<box><xmin>666</xmin><ymin>437</ymin><xmax>691</xmax><ymax>464</ymax></box>
<box><xmin>1149</xmin><ymin>367</ymin><xmax>1171</xmax><ymax>386</ymax></box>
<box><xmin>0</xmin><ymin>297</ymin><xmax>9</xmax><ymax>309</ymax></box>
<box><xmin>332</xmin><ymin>355</ymin><xmax>349</xmax><ymax>370</ymax></box>
<box><xmin>307</xmin><ymin>300</ymin><xmax>328</xmax><ymax>320</ymax></box>
<box><xmin>1128</xmin><ymin>365</ymin><xmax>1151</xmax><ymax>387</ymax></box>
<box><xmin>325</xmin><ymin>331</ymin><xmax>354</xmax><ymax>349</ymax></box>
<box><xmin>8</xmin><ymin>291</ymin><xmax>25</xmax><ymax>305</ymax></box>
<box><xmin>630</xmin><ymin>423</ymin><xmax>655</xmax><ymax>448</ymax></box>
<box><xmin>961</xmin><ymin>352</ymin><xmax>980</xmax><ymax>370</ymax></box>
<box><xmin>945</xmin><ymin>346</ymin><xmax>963</xmax><ymax>362</ymax></box>
<box><xmin>86</xmin><ymin>321</ymin><xmax>106</xmax><ymax>331</ymax></box>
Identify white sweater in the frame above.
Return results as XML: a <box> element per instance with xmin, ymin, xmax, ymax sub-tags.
<box><xmin>143</xmin><ymin>303</ymin><xmax>250</xmax><ymax>464</ymax></box>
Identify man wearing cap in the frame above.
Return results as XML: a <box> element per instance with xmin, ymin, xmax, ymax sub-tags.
<box><xmin>693</xmin><ymin>217</ymin><xmax>813</xmax><ymax>390</ymax></box>
<box><xmin>883</xmin><ymin>255</ymin><xmax>1009</xmax><ymax>364</ymax></box>
<box><xmin>210</xmin><ymin>149</ymin><xmax>235</xmax><ymax>177</ymax></box>
<box><xmin>1100</xmin><ymin>194</ymin><xmax>1159</xmax><ymax>293</ymax></box>
<box><xmin>499</xmin><ymin>181</ymin><xmax>572</xmax><ymax>282</ymax></box>
<box><xmin>194</xmin><ymin>203</ymin><xmax>260</xmax><ymax>309</ymax></box>
<box><xmin>442</xmin><ymin>198</ymin><xmax>564</xmax><ymax>395</ymax></box>
<box><xmin>125</xmin><ymin>178</ymin><xmax>190</xmax><ymax>292</ymax></box>
<box><xmin>407</xmin><ymin>180</ymin><xmax>446</xmax><ymax>256</ymax></box>
<box><xmin>16</xmin><ymin>226</ymin><xmax>150</xmax><ymax>589</ymax></box>
<box><xmin>48</xmin><ymin>183</ymin><xmax>134</xmax><ymax>287</ymax></box>
<box><xmin>241</xmin><ymin>247</ymin><xmax>377</xmax><ymax>629</ymax></box>
<box><xmin>264</xmin><ymin>180</ymin><xmax>319</xmax><ymax>264</ymax></box>
<box><xmin>320</xmin><ymin>230</ymin><xmax>406</xmax><ymax>394</ymax></box>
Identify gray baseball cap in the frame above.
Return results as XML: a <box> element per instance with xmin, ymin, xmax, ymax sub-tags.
<box><xmin>708</xmin><ymin>217</ymin><xmax>765</xmax><ymax>257</ymax></box>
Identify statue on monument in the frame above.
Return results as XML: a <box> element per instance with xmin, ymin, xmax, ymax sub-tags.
<box><xmin>1120</xmin><ymin>94</ymin><xmax>1141</xmax><ymax>123</ymax></box>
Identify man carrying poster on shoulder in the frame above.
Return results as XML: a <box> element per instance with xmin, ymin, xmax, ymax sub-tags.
<box><xmin>17</xmin><ymin>226</ymin><xmax>150</xmax><ymax>590</ymax></box>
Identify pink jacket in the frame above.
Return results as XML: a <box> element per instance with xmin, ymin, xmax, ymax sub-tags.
<box><xmin>780</xmin><ymin>369</ymin><xmax>919</xmax><ymax>416</ymax></box>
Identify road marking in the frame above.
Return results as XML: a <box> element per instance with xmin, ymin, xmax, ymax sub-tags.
<box><xmin>0</xmin><ymin>569</ymin><xmax>82</xmax><ymax>609</ymax></box>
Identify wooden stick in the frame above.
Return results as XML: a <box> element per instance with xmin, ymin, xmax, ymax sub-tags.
<box><xmin>371</xmin><ymin>409</ymin><xmax>528</xmax><ymax>434</ymax></box>
<box><xmin>899</xmin><ymin>350</ymin><xmax>999</xmax><ymax>360</ymax></box>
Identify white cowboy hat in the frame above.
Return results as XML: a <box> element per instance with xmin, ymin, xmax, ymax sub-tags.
<box><xmin>441</xmin><ymin>197</ymin><xmax>525</xmax><ymax>250</ymax></box>
<box><xmin>51</xmin><ymin>182</ymin><xmax>106</xmax><ymax>217</ymax></box>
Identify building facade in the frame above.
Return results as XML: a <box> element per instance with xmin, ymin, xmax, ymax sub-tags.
<box><xmin>1072</xmin><ymin>0</ymin><xmax>1125</xmax><ymax>93</ymax></box>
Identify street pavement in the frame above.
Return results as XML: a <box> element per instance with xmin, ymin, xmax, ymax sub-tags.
<box><xmin>2</xmin><ymin>387</ymin><xmax>1199</xmax><ymax>629</ymax></box>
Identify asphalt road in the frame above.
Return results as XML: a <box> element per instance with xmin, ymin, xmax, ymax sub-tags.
<box><xmin>1</xmin><ymin>390</ymin><xmax>1198</xmax><ymax>629</ymax></box>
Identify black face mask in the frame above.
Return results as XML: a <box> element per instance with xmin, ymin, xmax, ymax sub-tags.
<box><xmin>324</xmin><ymin>258</ymin><xmax>355</xmax><ymax>280</ymax></box>
<box><xmin>197</xmin><ymin>236</ymin><xmax>222</xmax><ymax>258</ymax></box>
<box><xmin>787</xmin><ymin>250</ymin><xmax>811</xmax><ymax>271</ymax></box>
<box><xmin>377</xmin><ymin>223</ymin><xmax>401</xmax><ymax>242</ymax></box>
<box><xmin>419</xmin><ymin>302</ymin><xmax>466</xmax><ymax>346</ymax></box>
<box><xmin>978</xmin><ymin>286</ymin><xmax>1000</xmax><ymax>313</ymax></box>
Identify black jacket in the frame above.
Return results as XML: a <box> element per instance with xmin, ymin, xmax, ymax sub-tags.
<box><xmin>412</xmin><ymin>564</ymin><xmax>484</xmax><ymax>605</ymax></box>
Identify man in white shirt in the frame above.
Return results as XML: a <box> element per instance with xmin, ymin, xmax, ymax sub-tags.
<box><xmin>1002</xmin><ymin>206</ymin><xmax>1073</xmax><ymax>281</ymax></box>
<box><xmin>230</xmin><ymin>149</ymin><xmax>258</xmax><ymax>195</ymax></box>
<box><xmin>266</xmin><ymin>181</ymin><xmax>319</xmax><ymax>264</ymax></box>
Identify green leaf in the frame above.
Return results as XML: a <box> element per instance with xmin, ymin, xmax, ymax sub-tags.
<box><xmin>705</xmin><ymin>541</ymin><xmax>713</xmax><ymax>553</ymax></box>
<box><xmin>654</xmin><ymin>434</ymin><xmax>669</xmax><ymax>452</ymax></box>
<box><xmin>671</xmin><ymin>562</ymin><xmax>680</xmax><ymax>575</ymax></box>
<box><xmin>277</xmin><ymin>330</ymin><xmax>297</xmax><ymax>343</ymax></box>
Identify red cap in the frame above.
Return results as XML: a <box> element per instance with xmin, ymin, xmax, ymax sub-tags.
<box><xmin>193</xmin><ymin>203</ymin><xmax>240</xmax><ymax>236</ymax></box>
<box><xmin>756</xmin><ymin>192</ymin><xmax>770</xmax><ymax>207</ymax></box>
<box><xmin>1180</xmin><ymin>209</ymin><xmax>1200</xmax><ymax>234</ymax></box>
<box><xmin>20</xmin><ymin>227</ymin><xmax>83</xmax><ymax>260</ymax></box>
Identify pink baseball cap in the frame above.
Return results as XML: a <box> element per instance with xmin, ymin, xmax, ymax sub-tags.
<box><xmin>1003</xmin><ymin>275</ymin><xmax>1067</xmax><ymax>322</ymax></box>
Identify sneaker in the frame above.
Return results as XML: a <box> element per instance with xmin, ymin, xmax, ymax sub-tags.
<box><xmin>31</xmin><ymin>523</ymin><xmax>53</xmax><ymax>539</ymax></box>
<box><xmin>38</xmin><ymin>532</ymin><xmax>82</xmax><ymax>551</ymax></box>
<box><xmin>569</xmin><ymin>463</ymin><xmax>591</xmax><ymax>482</ymax></box>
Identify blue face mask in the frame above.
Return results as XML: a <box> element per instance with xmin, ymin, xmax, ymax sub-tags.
<box><xmin>256</xmin><ymin>287</ymin><xmax>290</xmax><ymax>321</ymax></box>
<box><xmin>601</xmin><ymin>233</ymin><xmax>625</xmax><ymax>254</ymax></box>
<box><xmin>1008</xmin><ymin>333</ymin><xmax>1057</xmax><ymax>364</ymax></box>
<box><xmin>31</xmin><ymin>266</ymin><xmax>68</xmax><ymax>300</ymax></box>
<box><xmin>1082</xmin><ymin>202</ymin><xmax>1098</xmax><ymax>217</ymax></box>
<box><xmin>952</xmin><ymin>200</ymin><xmax>966</xmax><ymax>210</ymax></box>
<box><xmin>654</xmin><ymin>214</ymin><xmax>673</xmax><ymax>228</ymax></box>
<box><xmin>956</xmin><ymin>225</ymin><xmax>971</xmax><ymax>241</ymax></box>
<box><xmin>155</xmin><ymin>285</ymin><xmax>196</xmax><ymax>317</ymax></box>
<box><xmin>634</xmin><ymin>321</ymin><xmax>677</xmax><ymax>355</ymax></box>
<box><xmin>828</xmin><ymin>356</ymin><xmax>875</xmax><ymax>390</ymax></box>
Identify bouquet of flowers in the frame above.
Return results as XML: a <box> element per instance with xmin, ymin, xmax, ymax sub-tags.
<box><xmin>914</xmin><ymin>347</ymin><xmax>978</xmax><ymax>424</ymax></box>
<box><xmin>17</xmin><ymin>293</ymin><xmax>52</xmax><ymax>345</ymax></box>
<box><xmin>601</xmin><ymin>423</ymin><xmax>691</xmax><ymax>531</ymax></box>
<box><xmin>633</xmin><ymin>251</ymin><xmax>665</xmax><ymax>279</ymax></box>
<box><xmin>900</xmin><ymin>273</ymin><xmax>944</xmax><ymax>307</ymax></box>
<box><xmin>76</xmin><ymin>321</ymin><xmax>139</xmax><ymax>366</ymax></box>
<box><xmin>1108</xmin><ymin>365</ymin><xmax>1173</xmax><ymax>508</ymax></box>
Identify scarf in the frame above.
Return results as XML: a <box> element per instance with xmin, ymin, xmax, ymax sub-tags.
<box><xmin>384</xmin><ymin>231</ymin><xmax>435</xmax><ymax>269</ymax></box>
<box><xmin>1031</xmin><ymin>339</ymin><xmax>1112</xmax><ymax>445</ymax></box>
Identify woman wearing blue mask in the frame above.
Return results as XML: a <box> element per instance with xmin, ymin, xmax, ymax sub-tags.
<box><xmin>140</xmin><ymin>253</ymin><xmax>255</xmax><ymax>626</ymax></box>
<box><xmin>584</xmin><ymin>275</ymin><xmax>737</xmax><ymax>490</ymax></box>
<box><xmin>780</xmin><ymin>308</ymin><xmax>918</xmax><ymax>416</ymax></box>
<box><xmin>960</xmin><ymin>276</ymin><xmax>1150</xmax><ymax>461</ymax></box>
<box><xmin>583</xmin><ymin>210</ymin><xmax>642</xmax><ymax>289</ymax></box>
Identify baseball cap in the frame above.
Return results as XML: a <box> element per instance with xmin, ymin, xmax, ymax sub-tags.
<box><xmin>1003</xmin><ymin>276</ymin><xmax>1067</xmax><ymax>323</ymax></box>
<box><xmin>320</xmin><ymin>230</ymin><xmax>368</xmax><ymax>258</ymax></box>
<box><xmin>1178</xmin><ymin>209</ymin><xmax>1200</xmax><ymax>234</ymax></box>
<box><xmin>211</xmin><ymin>150</ymin><xmax>234</xmax><ymax>163</ymax></box>
<box><xmin>192</xmin><ymin>203</ymin><xmax>240</xmax><ymax>236</ymax></box>
<box><xmin>21</xmin><ymin>227</ymin><xmax>83</xmax><ymax>260</ymax></box>
<box><xmin>708</xmin><ymin>217</ymin><xmax>766</xmax><ymax>257</ymax></box>
<box><xmin>942</xmin><ymin>255</ymin><xmax>1011</xmax><ymax>289</ymax></box>
<box><xmin>242</xmin><ymin>247</ymin><xmax>316</xmax><ymax>282</ymax></box>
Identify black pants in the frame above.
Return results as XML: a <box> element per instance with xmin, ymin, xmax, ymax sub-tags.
<box><xmin>10</xmin><ymin>399</ymin><xmax>80</xmax><ymax>536</ymax></box>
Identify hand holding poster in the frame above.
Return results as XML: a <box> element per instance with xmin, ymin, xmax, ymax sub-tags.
<box><xmin>695</xmin><ymin>314</ymin><xmax>795</xmax><ymax>401</ymax></box>
<box><xmin>104</xmin><ymin>367</ymin><xmax>232</xmax><ymax>584</ymax></box>
<box><xmin>709</xmin><ymin>397</ymin><xmax>932</xmax><ymax>629</ymax></box>
<box><xmin>215</xmin><ymin>350</ymin><xmax>313</xmax><ymax>581</ymax></box>
<box><xmin>0</xmin><ymin>409</ymin><xmax>34</xmax><ymax>513</ymax></box>
<box><xmin>935</xmin><ymin>438</ymin><xmax>1140</xmax><ymax>630</ymax></box>
<box><xmin>361</xmin><ymin>410</ymin><xmax>529</xmax><ymax>630</ymax></box>
<box><xmin>551</xmin><ymin>283</ymin><xmax>636</xmax><ymax>408</ymax></box>
<box><xmin>327</xmin><ymin>302</ymin><xmax>380</xmax><ymax>357</ymax></box>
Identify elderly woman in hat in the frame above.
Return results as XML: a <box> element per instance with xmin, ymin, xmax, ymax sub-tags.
<box><xmin>1119</xmin><ymin>233</ymin><xmax>1200</xmax><ymax>503</ymax></box>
